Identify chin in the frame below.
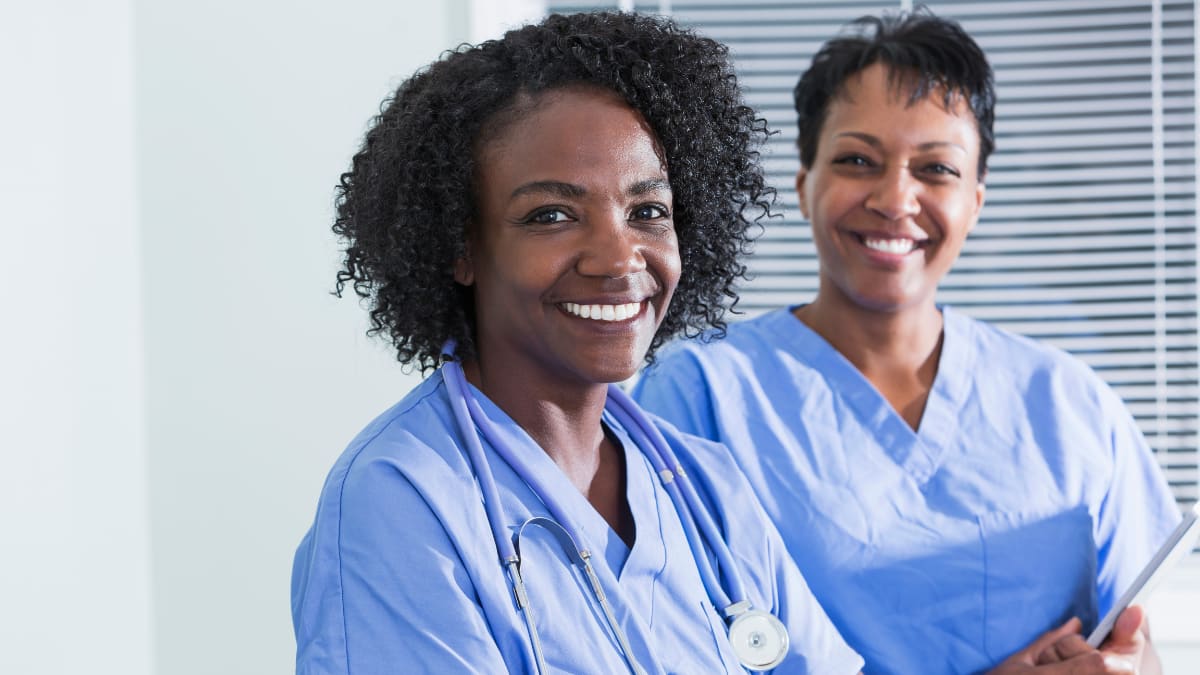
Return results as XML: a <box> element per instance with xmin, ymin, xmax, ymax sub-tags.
<box><xmin>841</xmin><ymin>280</ymin><xmax>933</xmax><ymax>314</ymax></box>
<box><xmin>566</xmin><ymin>337</ymin><xmax>653</xmax><ymax>384</ymax></box>
<box><xmin>571</xmin><ymin>352</ymin><xmax>643</xmax><ymax>385</ymax></box>
<box><xmin>857</xmin><ymin>295</ymin><xmax>933</xmax><ymax>314</ymax></box>
<box><xmin>590</xmin><ymin>361</ymin><xmax>642</xmax><ymax>384</ymax></box>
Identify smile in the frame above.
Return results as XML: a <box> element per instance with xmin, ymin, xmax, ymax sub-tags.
<box><xmin>561</xmin><ymin>301</ymin><xmax>643</xmax><ymax>322</ymax></box>
<box><xmin>861</xmin><ymin>236</ymin><xmax>921</xmax><ymax>255</ymax></box>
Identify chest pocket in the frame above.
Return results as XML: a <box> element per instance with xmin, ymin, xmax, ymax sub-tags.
<box><xmin>697</xmin><ymin>600</ymin><xmax>743</xmax><ymax>675</ymax></box>
<box><xmin>978</xmin><ymin>505</ymin><xmax>1098</xmax><ymax>662</ymax></box>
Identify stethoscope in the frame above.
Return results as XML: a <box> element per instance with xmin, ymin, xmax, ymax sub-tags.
<box><xmin>440</xmin><ymin>342</ymin><xmax>789</xmax><ymax>673</ymax></box>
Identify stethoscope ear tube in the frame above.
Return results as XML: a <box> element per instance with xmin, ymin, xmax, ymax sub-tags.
<box><xmin>516</xmin><ymin>517</ymin><xmax>647</xmax><ymax>675</ymax></box>
<box><xmin>504</xmin><ymin>559</ymin><xmax>549</xmax><ymax>675</ymax></box>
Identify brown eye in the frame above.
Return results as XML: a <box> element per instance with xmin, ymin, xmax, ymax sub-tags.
<box><xmin>525</xmin><ymin>208</ymin><xmax>570</xmax><ymax>225</ymax></box>
<box><xmin>833</xmin><ymin>154</ymin><xmax>872</xmax><ymax>167</ymax></box>
<box><xmin>926</xmin><ymin>163</ymin><xmax>961</xmax><ymax>177</ymax></box>
<box><xmin>632</xmin><ymin>204</ymin><xmax>669</xmax><ymax>221</ymax></box>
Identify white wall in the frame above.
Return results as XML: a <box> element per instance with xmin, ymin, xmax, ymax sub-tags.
<box><xmin>1145</xmin><ymin>560</ymin><xmax>1200</xmax><ymax>671</ymax></box>
<box><xmin>133</xmin><ymin>1</ymin><xmax>470</xmax><ymax>673</ymax></box>
<box><xmin>0</xmin><ymin>1</ymin><xmax>153</xmax><ymax>674</ymax></box>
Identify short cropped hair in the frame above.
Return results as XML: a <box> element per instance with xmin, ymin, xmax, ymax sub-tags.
<box><xmin>333</xmin><ymin>12</ymin><xmax>771</xmax><ymax>371</ymax></box>
<box><xmin>794</xmin><ymin>9</ymin><xmax>995</xmax><ymax>176</ymax></box>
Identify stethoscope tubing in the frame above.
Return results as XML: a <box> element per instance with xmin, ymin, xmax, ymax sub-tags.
<box><xmin>444</xmin><ymin>349</ymin><xmax>749</xmax><ymax>611</ymax></box>
<box><xmin>603</xmin><ymin>384</ymin><xmax>748</xmax><ymax>612</ymax></box>
<box><xmin>441</xmin><ymin>347</ymin><xmax>520</xmax><ymax>562</ymax></box>
<box><xmin>516</xmin><ymin>517</ymin><xmax>647</xmax><ymax>675</ymax></box>
<box><xmin>437</xmin><ymin>342</ymin><xmax>773</xmax><ymax>672</ymax></box>
<box><xmin>439</xmin><ymin>350</ymin><xmax>552</xmax><ymax>672</ymax></box>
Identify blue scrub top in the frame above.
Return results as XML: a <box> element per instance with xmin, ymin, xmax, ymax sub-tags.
<box><xmin>633</xmin><ymin>306</ymin><xmax>1181</xmax><ymax>675</ymax></box>
<box><xmin>292</xmin><ymin>368</ymin><xmax>863</xmax><ymax>674</ymax></box>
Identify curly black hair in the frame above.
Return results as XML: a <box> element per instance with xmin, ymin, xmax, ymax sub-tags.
<box><xmin>795</xmin><ymin>8</ymin><xmax>996</xmax><ymax>177</ymax></box>
<box><xmin>332</xmin><ymin>11</ymin><xmax>772</xmax><ymax>372</ymax></box>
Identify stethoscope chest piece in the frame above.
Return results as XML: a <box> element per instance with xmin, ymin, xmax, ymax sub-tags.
<box><xmin>728</xmin><ymin>609</ymin><xmax>790</xmax><ymax>671</ymax></box>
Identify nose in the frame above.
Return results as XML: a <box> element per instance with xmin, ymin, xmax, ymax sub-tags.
<box><xmin>576</xmin><ymin>213</ymin><xmax>647</xmax><ymax>278</ymax></box>
<box><xmin>865</xmin><ymin>165</ymin><xmax>921</xmax><ymax>221</ymax></box>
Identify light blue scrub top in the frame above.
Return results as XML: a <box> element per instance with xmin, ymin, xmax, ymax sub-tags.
<box><xmin>292</xmin><ymin>368</ymin><xmax>863</xmax><ymax>675</ymax></box>
<box><xmin>633</xmin><ymin>306</ymin><xmax>1181</xmax><ymax>675</ymax></box>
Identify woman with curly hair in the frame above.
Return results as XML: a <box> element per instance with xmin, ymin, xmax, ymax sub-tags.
<box><xmin>291</xmin><ymin>11</ymin><xmax>863</xmax><ymax>675</ymax></box>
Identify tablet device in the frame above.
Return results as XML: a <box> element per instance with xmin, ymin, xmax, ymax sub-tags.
<box><xmin>1086</xmin><ymin>502</ymin><xmax>1200</xmax><ymax>647</ymax></box>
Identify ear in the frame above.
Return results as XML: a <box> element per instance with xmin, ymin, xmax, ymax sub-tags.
<box><xmin>453</xmin><ymin>238</ymin><xmax>474</xmax><ymax>286</ymax></box>
<box><xmin>969</xmin><ymin>177</ymin><xmax>986</xmax><ymax>233</ymax></box>
<box><xmin>795</xmin><ymin>168</ymin><xmax>811</xmax><ymax>220</ymax></box>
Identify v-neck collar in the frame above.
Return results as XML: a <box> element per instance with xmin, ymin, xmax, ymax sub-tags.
<box><xmin>777</xmin><ymin>305</ymin><xmax>975</xmax><ymax>484</ymax></box>
<box><xmin>460</xmin><ymin>379</ymin><xmax>668</xmax><ymax>580</ymax></box>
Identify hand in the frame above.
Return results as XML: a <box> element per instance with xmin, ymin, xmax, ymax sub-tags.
<box><xmin>985</xmin><ymin>615</ymin><xmax>1137</xmax><ymax>674</ymax></box>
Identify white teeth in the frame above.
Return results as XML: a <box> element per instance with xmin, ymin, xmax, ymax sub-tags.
<box><xmin>562</xmin><ymin>301</ymin><xmax>642</xmax><ymax>322</ymax></box>
<box><xmin>863</xmin><ymin>237</ymin><xmax>916</xmax><ymax>254</ymax></box>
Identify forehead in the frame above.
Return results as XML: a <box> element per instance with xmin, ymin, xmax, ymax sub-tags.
<box><xmin>822</xmin><ymin>64</ymin><xmax>980</xmax><ymax>147</ymax></box>
<box><xmin>835</xmin><ymin>63</ymin><xmax>968</xmax><ymax>115</ymax></box>
<box><xmin>474</xmin><ymin>86</ymin><xmax>668</xmax><ymax>190</ymax></box>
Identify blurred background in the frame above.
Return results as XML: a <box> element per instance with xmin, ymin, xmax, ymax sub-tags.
<box><xmin>1</xmin><ymin>1</ymin><xmax>1195</xmax><ymax>673</ymax></box>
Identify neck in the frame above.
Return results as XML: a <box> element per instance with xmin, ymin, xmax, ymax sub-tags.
<box><xmin>799</xmin><ymin>294</ymin><xmax>942</xmax><ymax>366</ymax></box>
<box><xmin>797</xmin><ymin>293</ymin><xmax>944</xmax><ymax>429</ymax></box>
<box><xmin>462</xmin><ymin>356</ymin><xmax>610</xmax><ymax>466</ymax></box>
<box><xmin>462</xmin><ymin>355</ymin><xmax>635</xmax><ymax>546</ymax></box>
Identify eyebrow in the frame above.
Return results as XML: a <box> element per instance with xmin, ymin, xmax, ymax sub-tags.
<box><xmin>510</xmin><ymin>181</ymin><xmax>586</xmax><ymax>200</ymax></box>
<box><xmin>835</xmin><ymin>131</ymin><xmax>967</xmax><ymax>154</ymax></box>
<box><xmin>509</xmin><ymin>178</ymin><xmax>672</xmax><ymax>200</ymax></box>
<box><xmin>628</xmin><ymin>178</ymin><xmax>672</xmax><ymax>196</ymax></box>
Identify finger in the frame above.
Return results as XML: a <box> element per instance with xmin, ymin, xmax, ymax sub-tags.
<box><xmin>1025</xmin><ymin>617</ymin><xmax>1084</xmax><ymax>661</ymax></box>
<box><xmin>1052</xmin><ymin>651</ymin><xmax>1134</xmax><ymax>674</ymax></box>
<box><xmin>1101</xmin><ymin>604</ymin><xmax>1148</xmax><ymax>666</ymax></box>
<box><xmin>1035</xmin><ymin>634</ymin><xmax>1093</xmax><ymax>665</ymax></box>
<box><xmin>1110</xmin><ymin>605</ymin><xmax>1145</xmax><ymax>644</ymax></box>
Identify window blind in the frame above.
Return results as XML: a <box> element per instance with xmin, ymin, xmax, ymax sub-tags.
<box><xmin>543</xmin><ymin>0</ymin><xmax>1200</xmax><ymax>511</ymax></box>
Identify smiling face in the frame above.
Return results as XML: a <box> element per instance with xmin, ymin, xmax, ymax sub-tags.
<box><xmin>456</xmin><ymin>86</ymin><xmax>680</xmax><ymax>388</ymax></box>
<box><xmin>797</xmin><ymin>62</ymin><xmax>986</xmax><ymax>316</ymax></box>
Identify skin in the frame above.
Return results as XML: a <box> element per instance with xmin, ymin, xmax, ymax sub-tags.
<box><xmin>795</xmin><ymin>62</ymin><xmax>1159</xmax><ymax>674</ymax></box>
<box><xmin>454</xmin><ymin>85</ymin><xmax>680</xmax><ymax>546</ymax></box>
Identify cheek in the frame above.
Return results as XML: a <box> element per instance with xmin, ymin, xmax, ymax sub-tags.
<box><xmin>933</xmin><ymin>188</ymin><xmax>982</xmax><ymax>232</ymax></box>
<box><xmin>936</xmin><ymin>211</ymin><xmax>975</xmax><ymax>249</ymax></box>
<box><xmin>808</xmin><ymin>185</ymin><xmax>855</xmax><ymax>235</ymax></box>
<box><xmin>499</xmin><ymin>241</ymin><xmax>570</xmax><ymax>283</ymax></box>
<box><xmin>471</xmin><ymin>261</ymin><xmax>545</xmax><ymax>308</ymax></box>
<box><xmin>646</xmin><ymin>228</ymin><xmax>681</xmax><ymax>277</ymax></box>
<box><xmin>662</xmin><ymin>238</ymin><xmax>683</xmax><ymax>291</ymax></box>
<box><xmin>810</xmin><ymin>213</ymin><xmax>843</xmax><ymax>257</ymax></box>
